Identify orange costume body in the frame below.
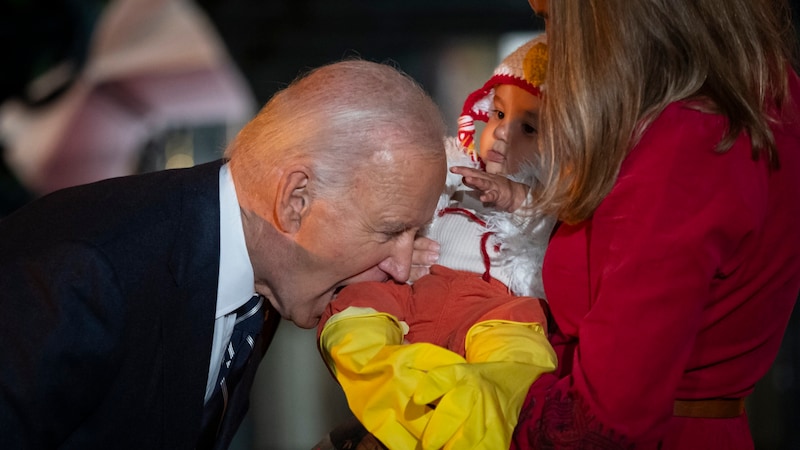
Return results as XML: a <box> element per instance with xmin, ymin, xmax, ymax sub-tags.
<box><xmin>320</xmin><ymin>264</ymin><xmax>547</xmax><ymax>357</ymax></box>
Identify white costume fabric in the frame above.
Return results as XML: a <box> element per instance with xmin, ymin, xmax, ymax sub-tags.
<box><xmin>423</xmin><ymin>137</ymin><xmax>555</xmax><ymax>299</ymax></box>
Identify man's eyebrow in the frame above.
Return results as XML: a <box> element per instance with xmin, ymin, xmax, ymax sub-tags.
<box><xmin>381</xmin><ymin>222</ymin><xmax>412</xmax><ymax>233</ymax></box>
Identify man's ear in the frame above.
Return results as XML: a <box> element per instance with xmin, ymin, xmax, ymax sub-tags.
<box><xmin>275</xmin><ymin>167</ymin><xmax>311</xmax><ymax>234</ymax></box>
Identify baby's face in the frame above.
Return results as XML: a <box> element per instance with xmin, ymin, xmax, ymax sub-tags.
<box><xmin>479</xmin><ymin>84</ymin><xmax>541</xmax><ymax>176</ymax></box>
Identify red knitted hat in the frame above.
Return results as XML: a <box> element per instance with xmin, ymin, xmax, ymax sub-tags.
<box><xmin>457</xmin><ymin>34</ymin><xmax>548</xmax><ymax>159</ymax></box>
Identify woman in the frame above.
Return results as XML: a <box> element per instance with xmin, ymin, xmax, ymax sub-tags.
<box><xmin>507</xmin><ymin>0</ymin><xmax>800</xmax><ymax>448</ymax></box>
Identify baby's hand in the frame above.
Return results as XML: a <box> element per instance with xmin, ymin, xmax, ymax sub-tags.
<box><xmin>409</xmin><ymin>236</ymin><xmax>440</xmax><ymax>282</ymax></box>
<box><xmin>451</xmin><ymin>166</ymin><xmax>528</xmax><ymax>212</ymax></box>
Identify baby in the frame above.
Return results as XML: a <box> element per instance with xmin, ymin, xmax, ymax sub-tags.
<box><xmin>317</xmin><ymin>35</ymin><xmax>556</xmax><ymax>450</ymax></box>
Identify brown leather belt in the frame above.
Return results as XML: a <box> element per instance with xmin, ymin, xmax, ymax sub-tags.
<box><xmin>673</xmin><ymin>398</ymin><xmax>745</xmax><ymax>418</ymax></box>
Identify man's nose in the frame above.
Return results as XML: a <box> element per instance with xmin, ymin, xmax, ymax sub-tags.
<box><xmin>377</xmin><ymin>234</ymin><xmax>414</xmax><ymax>283</ymax></box>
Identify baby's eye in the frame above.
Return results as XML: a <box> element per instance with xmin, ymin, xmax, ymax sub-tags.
<box><xmin>489</xmin><ymin>109</ymin><xmax>505</xmax><ymax>120</ymax></box>
<box><xmin>522</xmin><ymin>123</ymin><xmax>538</xmax><ymax>135</ymax></box>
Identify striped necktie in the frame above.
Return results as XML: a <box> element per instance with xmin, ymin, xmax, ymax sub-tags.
<box><xmin>199</xmin><ymin>294</ymin><xmax>265</xmax><ymax>446</ymax></box>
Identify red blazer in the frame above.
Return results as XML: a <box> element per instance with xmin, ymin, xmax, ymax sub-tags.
<box><xmin>513</xmin><ymin>70</ymin><xmax>800</xmax><ymax>449</ymax></box>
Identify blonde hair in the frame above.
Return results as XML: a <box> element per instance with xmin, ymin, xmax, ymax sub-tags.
<box><xmin>226</xmin><ymin>59</ymin><xmax>446</xmax><ymax>216</ymax></box>
<box><xmin>536</xmin><ymin>0</ymin><xmax>797</xmax><ymax>224</ymax></box>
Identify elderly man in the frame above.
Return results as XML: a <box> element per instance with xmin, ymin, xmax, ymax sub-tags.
<box><xmin>0</xmin><ymin>60</ymin><xmax>447</xmax><ymax>450</ymax></box>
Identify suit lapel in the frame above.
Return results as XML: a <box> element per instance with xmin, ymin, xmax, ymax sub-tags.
<box><xmin>163</xmin><ymin>160</ymin><xmax>224</xmax><ymax>448</ymax></box>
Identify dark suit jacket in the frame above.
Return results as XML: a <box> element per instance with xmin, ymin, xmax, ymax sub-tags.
<box><xmin>0</xmin><ymin>160</ymin><xmax>269</xmax><ymax>449</ymax></box>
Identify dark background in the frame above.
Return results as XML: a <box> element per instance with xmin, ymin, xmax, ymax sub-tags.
<box><xmin>1</xmin><ymin>1</ymin><xmax>798</xmax><ymax>449</ymax></box>
<box><xmin>195</xmin><ymin>0</ymin><xmax>544</xmax><ymax>104</ymax></box>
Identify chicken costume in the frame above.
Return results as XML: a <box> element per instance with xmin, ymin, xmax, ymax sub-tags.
<box><xmin>317</xmin><ymin>35</ymin><xmax>557</xmax><ymax>450</ymax></box>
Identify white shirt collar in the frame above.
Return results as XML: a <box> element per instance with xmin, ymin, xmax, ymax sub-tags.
<box><xmin>217</xmin><ymin>163</ymin><xmax>255</xmax><ymax>318</ymax></box>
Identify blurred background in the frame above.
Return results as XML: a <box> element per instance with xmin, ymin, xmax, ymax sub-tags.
<box><xmin>1</xmin><ymin>1</ymin><xmax>798</xmax><ymax>449</ymax></box>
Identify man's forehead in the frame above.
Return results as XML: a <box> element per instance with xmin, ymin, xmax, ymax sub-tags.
<box><xmin>354</xmin><ymin>150</ymin><xmax>443</xmax><ymax>218</ymax></box>
<box><xmin>372</xmin><ymin>187</ymin><xmax>438</xmax><ymax>226</ymax></box>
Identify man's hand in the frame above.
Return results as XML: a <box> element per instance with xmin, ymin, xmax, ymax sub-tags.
<box><xmin>450</xmin><ymin>166</ymin><xmax>529</xmax><ymax>212</ymax></box>
<box><xmin>409</xmin><ymin>236</ymin><xmax>440</xmax><ymax>282</ymax></box>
